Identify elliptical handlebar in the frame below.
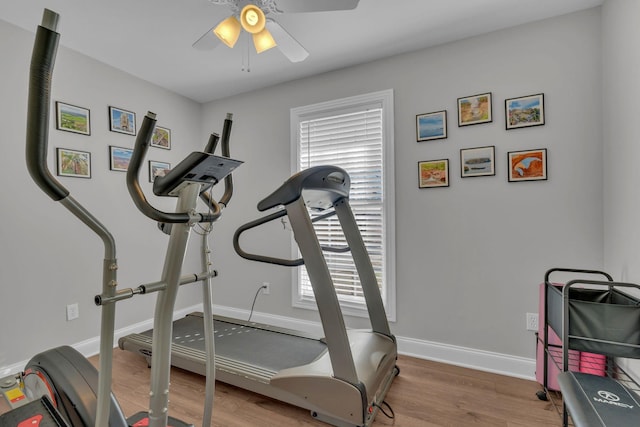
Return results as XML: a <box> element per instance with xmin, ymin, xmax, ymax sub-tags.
<box><xmin>127</xmin><ymin>112</ymin><xmax>235</xmax><ymax>224</ymax></box>
<box><xmin>218</xmin><ymin>113</ymin><xmax>234</xmax><ymax>207</ymax></box>
<box><xmin>126</xmin><ymin>112</ymin><xmax>191</xmax><ymax>224</ymax></box>
<box><xmin>26</xmin><ymin>10</ymin><xmax>122</xmax><ymax>427</ymax></box>
<box><xmin>200</xmin><ymin>113</ymin><xmax>235</xmax><ymax>209</ymax></box>
<box><xmin>26</xmin><ymin>9</ymin><xmax>68</xmax><ymax>202</ymax></box>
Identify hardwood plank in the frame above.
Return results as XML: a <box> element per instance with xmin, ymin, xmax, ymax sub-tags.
<box><xmin>95</xmin><ymin>350</ymin><xmax>560</xmax><ymax>426</ymax></box>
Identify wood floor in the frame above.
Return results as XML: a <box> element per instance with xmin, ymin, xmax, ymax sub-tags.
<box><xmin>93</xmin><ymin>349</ymin><xmax>561</xmax><ymax>427</ymax></box>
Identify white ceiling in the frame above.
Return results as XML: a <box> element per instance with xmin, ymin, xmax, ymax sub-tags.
<box><xmin>1</xmin><ymin>0</ymin><xmax>603</xmax><ymax>104</ymax></box>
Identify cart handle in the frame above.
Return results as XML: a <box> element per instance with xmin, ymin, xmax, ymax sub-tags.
<box><xmin>544</xmin><ymin>268</ymin><xmax>613</xmax><ymax>285</ymax></box>
<box><xmin>564</xmin><ymin>279</ymin><xmax>640</xmax><ymax>294</ymax></box>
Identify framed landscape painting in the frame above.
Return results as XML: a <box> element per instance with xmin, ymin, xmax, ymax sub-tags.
<box><xmin>56</xmin><ymin>102</ymin><xmax>90</xmax><ymax>135</ymax></box>
<box><xmin>416</xmin><ymin>110</ymin><xmax>447</xmax><ymax>142</ymax></box>
<box><xmin>151</xmin><ymin>126</ymin><xmax>171</xmax><ymax>149</ymax></box>
<box><xmin>109</xmin><ymin>146</ymin><xmax>133</xmax><ymax>172</ymax></box>
<box><xmin>149</xmin><ymin>160</ymin><xmax>171</xmax><ymax>183</ymax></box>
<box><xmin>457</xmin><ymin>92</ymin><xmax>492</xmax><ymax>126</ymax></box>
<box><xmin>460</xmin><ymin>146</ymin><xmax>495</xmax><ymax>178</ymax></box>
<box><xmin>505</xmin><ymin>93</ymin><xmax>545</xmax><ymax>130</ymax></box>
<box><xmin>418</xmin><ymin>159</ymin><xmax>449</xmax><ymax>188</ymax></box>
<box><xmin>109</xmin><ymin>106</ymin><xmax>136</xmax><ymax>135</ymax></box>
<box><xmin>508</xmin><ymin>148</ymin><xmax>547</xmax><ymax>182</ymax></box>
<box><xmin>56</xmin><ymin>148</ymin><xmax>91</xmax><ymax>178</ymax></box>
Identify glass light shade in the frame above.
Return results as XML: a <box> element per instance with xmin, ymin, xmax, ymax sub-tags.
<box><xmin>253</xmin><ymin>28</ymin><xmax>277</xmax><ymax>53</ymax></box>
<box><xmin>213</xmin><ymin>16</ymin><xmax>241</xmax><ymax>48</ymax></box>
<box><xmin>240</xmin><ymin>4</ymin><xmax>266</xmax><ymax>34</ymax></box>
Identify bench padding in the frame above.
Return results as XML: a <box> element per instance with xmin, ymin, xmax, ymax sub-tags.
<box><xmin>558</xmin><ymin>371</ymin><xmax>640</xmax><ymax>426</ymax></box>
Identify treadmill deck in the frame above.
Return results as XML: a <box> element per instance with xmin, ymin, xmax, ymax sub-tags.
<box><xmin>136</xmin><ymin>312</ymin><xmax>327</xmax><ymax>373</ymax></box>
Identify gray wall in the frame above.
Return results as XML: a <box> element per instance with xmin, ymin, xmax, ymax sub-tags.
<box><xmin>0</xmin><ymin>6</ymin><xmax>606</xmax><ymax>377</ymax></box>
<box><xmin>602</xmin><ymin>0</ymin><xmax>640</xmax><ymax>374</ymax></box>
<box><xmin>0</xmin><ymin>19</ymin><xmax>204</xmax><ymax>368</ymax></box>
<box><xmin>203</xmin><ymin>7</ymin><xmax>604</xmax><ymax>362</ymax></box>
<box><xmin>603</xmin><ymin>0</ymin><xmax>640</xmax><ymax>279</ymax></box>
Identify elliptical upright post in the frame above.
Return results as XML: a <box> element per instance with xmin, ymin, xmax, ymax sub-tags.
<box><xmin>24</xmin><ymin>8</ymin><xmax>242</xmax><ymax>427</ymax></box>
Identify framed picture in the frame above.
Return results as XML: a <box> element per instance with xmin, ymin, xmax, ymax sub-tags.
<box><xmin>151</xmin><ymin>126</ymin><xmax>171</xmax><ymax>150</ymax></box>
<box><xmin>508</xmin><ymin>148</ymin><xmax>547</xmax><ymax>182</ymax></box>
<box><xmin>416</xmin><ymin>110</ymin><xmax>447</xmax><ymax>142</ymax></box>
<box><xmin>109</xmin><ymin>106</ymin><xmax>136</xmax><ymax>135</ymax></box>
<box><xmin>56</xmin><ymin>148</ymin><xmax>91</xmax><ymax>178</ymax></box>
<box><xmin>460</xmin><ymin>146</ymin><xmax>495</xmax><ymax>178</ymax></box>
<box><xmin>418</xmin><ymin>159</ymin><xmax>449</xmax><ymax>188</ymax></box>
<box><xmin>457</xmin><ymin>92</ymin><xmax>492</xmax><ymax>127</ymax></box>
<box><xmin>109</xmin><ymin>146</ymin><xmax>134</xmax><ymax>172</ymax></box>
<box><xmin>149</xmin><ymin>160</ymin><xmax>171</xmax><ymax>183</ymax></box>
<box><xmin>505</xmin><ymin>93</ymin><xmax>545</xmax><ymax>130</ymax></box>
<box><xmin>55</xmin><ymin>102</ymin><xmax>91</xmax><ymax>135</ymax></box>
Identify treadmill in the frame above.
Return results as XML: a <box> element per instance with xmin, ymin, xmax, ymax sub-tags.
<box><xmin>119</xmin><ymin>166</ymin><xmax>399</xmax><ymax>427</ymax></box>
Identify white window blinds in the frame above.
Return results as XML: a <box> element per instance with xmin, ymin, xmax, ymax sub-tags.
<box><xmin>291</xmin><ymin>89</ymin><xmax>395</xmax><ymax>318</ymax></box>
<box><xmin>298</xmin><ymin>108</ymin><xmax>384</xmax><ymax>303</ymax></box>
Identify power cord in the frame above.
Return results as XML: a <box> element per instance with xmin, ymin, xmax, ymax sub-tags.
<box><xmin>372</xmin><ymin>400</ymin><xmax>395</xmax><ymax>420</ymax></box>
<box><xmin>247</xmin><ymin>284</ymin><xmax>267</xmax><ymax>322</ymax></box>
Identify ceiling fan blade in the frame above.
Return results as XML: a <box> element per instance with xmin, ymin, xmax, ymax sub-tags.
<box><xmin>266</xmin><ymin>19</ymin><xmax>309</xmax><ymax>63</ymax></box>
<box><xmin>192</xmin><ymin>24</ymin><xmax>221</xmax><ymax>51</ymax></box>
<box><xmin>275</xmin><ymin>0</ymin><xmax>359</xmax><ymax>13</ymax></box>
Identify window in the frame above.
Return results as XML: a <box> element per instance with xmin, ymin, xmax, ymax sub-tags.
<box><xmin>290</xmin><ymin>89</ymin><xmax>395</xmax><ymax>320</ymax></box>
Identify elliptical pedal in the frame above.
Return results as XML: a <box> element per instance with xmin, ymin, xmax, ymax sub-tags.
<box><xmin>0</xmin><ymin>396</ymin><xmax>70</xmax><ymax>426</ymax></box>
<box><xmin>127</xmin><ymin>412</ymin><xmax>195</xmax><ymax>427</ymax></box>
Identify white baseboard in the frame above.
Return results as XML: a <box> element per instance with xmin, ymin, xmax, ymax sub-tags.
<box><xmin>1</xmin><ymin>304</ymin><xmax>536</xmax><ymax>382</ymax></box>
<box><xmin>397</xmin><ymin>336</ymin><xmax>535</xmax><ymax>380</ymax></box>
<box><xmin>0</xmin><ymin>305</ymin><xmax>199</xmax><ymax>377</ymax></box>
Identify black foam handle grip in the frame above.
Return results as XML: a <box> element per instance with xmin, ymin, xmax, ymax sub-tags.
<box><xmin>233</xmin><ymin>209</ymin><xmax>304</xmax><ymax>267</ymax></box>
<box><xmin>26</xmin><ymin>23</ymin><xmax>69</xmax><ymax>201</ymax></box>
<box><xmin>219</xmin><ymin>114</ymin><xmax>234</xmax><ymax>207</ymax></box>
<box><xmin>126</xmin><ymin>113</ymin><xmax>191</xmax><ymax>223</ymax></box>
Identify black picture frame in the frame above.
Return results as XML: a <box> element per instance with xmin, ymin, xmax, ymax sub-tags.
<box><xmin>109</xmin><ymin>106</ymin><xmax>136</xmax><ymax>135</ymax></box>
<box><xmin>416</xmin><ymin>110</ymin><xmax>447</xmax><ymax>142</ymax></box>
<box><xmin>149</xmin><ymin>160</ymin><xmax>171</xmax><ymax>183</ymax></box>
<box><xmin>460</xmin><ymin>146</ymin><xmax>496</xmax><ymax>178</ymax></box>
<box><xmin>505</xmin><ymin>93</ymin><xmax>545</xmax><ymax>130</ymax></box>
<box><xmin>457</xmin><ymin>92</ymin><xmax>492</xmax><ymax>127</ymax></box>
<box><xmin>418</xmin><ymin>159</ymin><xmax>449</xmax><ymax>188</ymax></box>
<box><xmin>56</xmin><ymin>148</ymin><xmax>91</xmax><ymax>178</ymax></box>
<box><xmin>56</xmin><ymin>101</ymin><xmax>91</xmax><ymax>135</ymax></box>
<box><xmin>507</xmin><ymin>148</ymin><xmax>547</xmax><ymax>182</ymax></box>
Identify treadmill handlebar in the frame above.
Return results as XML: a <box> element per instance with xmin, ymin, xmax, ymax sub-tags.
<box><xmin>234</xmin><ymin>209</ymin><xmax>349</xmax><ymax>266</ymax></box>
<box><xmin>234</xmin><ymin>166</ymin><xmax>353</xmax><ymax>266</ymax></box>
<box><xmin>26</xmin><ymin>10</ymin><xmax>69</xmax><ymax>202</ymax></box>
<box><xmin>234</xmin><ymin>209</ymin><xmax>305</xmax><ymax>267</ymax></box>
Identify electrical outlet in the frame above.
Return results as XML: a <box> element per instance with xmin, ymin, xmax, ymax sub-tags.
<box><xmin>262</xmin><ymin>282</ymin><xmax>270</xmax><ymax>295</ymax></box>
<box><xmin>66</xmin><ymin>303</ymin><xmax>79</xmax><ymax>321</ymax></box>
<box><xmin>526</xmin><ymin>312</ymin><xmax>538</xmax><ymax>331</ymax></box>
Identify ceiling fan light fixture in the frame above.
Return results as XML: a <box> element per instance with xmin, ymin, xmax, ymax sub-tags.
<box><xmin>253</xmin><ymin>28</ymin><xmax>277</xmax><ymax>53</ymax></box>
<box><xmin>213</xmin><ymin>15</ymin><xmax>241</xmax><ymax>48</ymax></box>
<box><xmin>240</xmin><ymin>4</ymin><xmax>266</xmax><ymax>34</ymax></box>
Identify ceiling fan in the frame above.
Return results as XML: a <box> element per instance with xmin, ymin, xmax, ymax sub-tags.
<box><xmin>193</xmin><ymin>0</ymin><xmax>360</xmax><ymax>63</ymax></box>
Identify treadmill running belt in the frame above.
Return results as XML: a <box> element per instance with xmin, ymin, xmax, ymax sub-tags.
<box><xmin>141</xmin><ymin>314</ymin><xmax>327</xmax><ymax>373</ymax></box>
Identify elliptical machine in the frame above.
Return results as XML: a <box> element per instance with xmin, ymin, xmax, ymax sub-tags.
<box><xmin>0</xmin><ymin>8</ymin><xmax>241</xmax><ymax>427</ymax></box>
